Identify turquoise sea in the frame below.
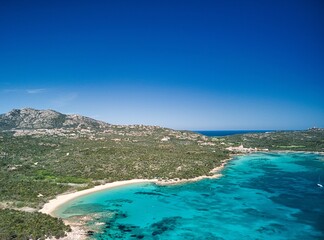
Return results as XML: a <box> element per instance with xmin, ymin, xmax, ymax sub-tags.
<box><xmin>55</xmin><ymin>153</ymin><xmax>324</xmax><ymax>240</ymax></box>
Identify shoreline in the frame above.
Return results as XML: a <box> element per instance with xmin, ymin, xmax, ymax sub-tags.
<box><xmin>40</xmin><ymin>158</ymin><xmax>233</xmax><ymax>240</ymax></box>
<box><xmin>39</xmin><ymin>151</ymin><xmax>323</xmax><ymax>216</ymax></box>
<box><xmin>40</xmin><ymin>157</ymin><xmax>233</xmax><ymax>217</ymax></box>
<box><xmin>269</xmin><ymin>150</ymin><xmax>324</xmax><ymax>155</ymax></box>
<box><xmin>40</xmin><ymin>179</ymin><xmax>159</xmax><ymax>216</ymax></box>
<box><xmin>41</xmin><ymin>179</ymin><xmax>160</xmax><ymax>240</ymax></box>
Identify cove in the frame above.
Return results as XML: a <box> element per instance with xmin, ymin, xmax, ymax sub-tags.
<box><xmin>55</xmin><ymin>152</ymin><xmax>324</xmax><ymax>239</ymax></box>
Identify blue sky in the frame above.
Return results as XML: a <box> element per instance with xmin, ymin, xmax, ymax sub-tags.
<box><xmin>0</xmin><ymin>0</ymin><xmax>323</xmax><ymax>130</ymax></box>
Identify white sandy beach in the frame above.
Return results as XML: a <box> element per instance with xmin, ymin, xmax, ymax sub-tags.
<box><xmin>40</xmin><ymin>160</ymin><xmax>230</xmax><ymax>216</ymax></box>
<box><xmin>40</xmin><ymin>179</ymin><xmax>158</xmax><ymax>216</ymax></box>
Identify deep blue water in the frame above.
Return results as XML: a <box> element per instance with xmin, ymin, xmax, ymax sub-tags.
<box><xmin>195</xmin><ymin>130</ymin><xmax>274</xmax><ymax>137</ymax></box>
<box><xmin>56</xmin><ymin>153</ymin><xmax>324</xmax><ymax>239</ymax></box>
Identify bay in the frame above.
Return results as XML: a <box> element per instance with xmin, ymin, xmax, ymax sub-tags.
<box><xmin>56</xmin><ymin>152</ymin><xmax>324</xmax><ymax>239</ymax></box>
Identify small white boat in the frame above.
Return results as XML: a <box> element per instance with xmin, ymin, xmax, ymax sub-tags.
<box><xmin>317</xmin><ymin>176</ymin><xmax>323</xmax><ymax>188</ymax></box>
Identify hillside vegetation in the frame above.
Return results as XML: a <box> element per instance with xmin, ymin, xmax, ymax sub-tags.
<box><xmin>0</xmin><ymin>209</ymin><xmax>70</xmax><ymax>239</ymax></box>
<box><xmin>224</xmin><ymin>128</ymin><xmax>324</xmax><ymax>152</ymax></box>
<box><xmin>0</xmin><ymin>130</ymin><xmax>227</xmax><ymax>208</ymax></box>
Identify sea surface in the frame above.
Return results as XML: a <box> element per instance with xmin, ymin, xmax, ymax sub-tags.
<box><xmin>55</xmin><ymin>152</ymin><xmax>324</xmax><ymax>240</ymax></box>
<box><xmin>195</xmin><ymin>130</ymin><xmax>273</xmax><ymax>137</ymax></box>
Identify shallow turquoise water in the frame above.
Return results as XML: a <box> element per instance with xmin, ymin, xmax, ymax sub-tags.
<box><xmin>56</xmin><ymin>153</ymin><xmax>324</xmax><ymax>239</ymax></box>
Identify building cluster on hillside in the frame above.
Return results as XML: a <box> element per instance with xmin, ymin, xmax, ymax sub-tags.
<box><xmin>226</xmin><ymin>144</ymin><xmax>268</xmax><ymax>153</ymax></box>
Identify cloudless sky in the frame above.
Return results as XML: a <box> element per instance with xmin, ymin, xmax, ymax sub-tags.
<box><xmin>0</xmin><ymin>0</ymin><xmax>323</xmax><ymax>130</ymax></box>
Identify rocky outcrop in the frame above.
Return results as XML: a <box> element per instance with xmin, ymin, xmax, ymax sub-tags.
<box><xmin>0</xmin><ymin>108</ymin><xmax>110</xmax><ymax>130</ymax></box>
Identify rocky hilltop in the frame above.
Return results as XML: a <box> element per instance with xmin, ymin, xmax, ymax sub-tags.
<box><xmin>0</xmin><ymin>108</ymin><xmax>110</xmax><ymax>130</ymax></box>
<box><xmin>0</xmin><ymin>108</ymin><xmax>202</xmax><ymax>141</ymax></box>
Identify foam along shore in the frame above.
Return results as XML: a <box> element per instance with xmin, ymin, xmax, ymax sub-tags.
<box><xmin>40</xmin><ymin>179</ymin><xmax>159</xmax><ymax>216</ymax></box>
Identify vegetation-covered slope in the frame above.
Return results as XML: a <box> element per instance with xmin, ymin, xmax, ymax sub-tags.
<box><xmin>224</xmin><ymin>128</ymin><xmax>324</xmax><ymax>152</ymax></box>
<box><xmin>0</xmin><ymin>130</ymin><xmax>227</xmax><ymax>208</ymax></box>
<box><xmin>0</xmin><ymin>209</ymin><xmax>70</xmax><ymax>239</ymax></box>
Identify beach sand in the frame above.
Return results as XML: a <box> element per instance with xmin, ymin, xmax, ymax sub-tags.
<box><xmin>42</xmin><ymin>176</ymin><xmax>222</xmax><ymax>240</ymax></box>
<box><xmin>41</xmin><ymin>179</ymin><xmax>161</xmax><ymax>240</ymax></box>
<box><xmin>40</xmin><ymin>179</ymin><xmax>159</xmax><ymax>216</ymax></box>
<box><xmin>40</xmin><ymin>163</ymin><xmax>230</xmax><ymax>216</ymax></box>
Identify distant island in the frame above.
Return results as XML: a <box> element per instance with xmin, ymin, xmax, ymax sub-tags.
<box><xmin>0</xmin><ymin>108</ymin><xmax>323</xmax><ymax>239</ymax></box>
